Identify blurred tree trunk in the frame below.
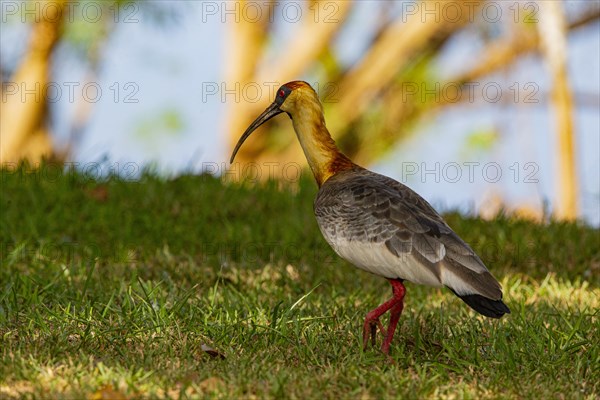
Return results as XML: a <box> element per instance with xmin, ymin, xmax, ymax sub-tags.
<box><xmin>537</xmin><ymin>1</ymin><xmax>578</xmax><ymax>220</ymax></box>
<box><xmin>0</xmin><ymin>0</ymin><xmax>67</xmax><ymax>164</ymax></box>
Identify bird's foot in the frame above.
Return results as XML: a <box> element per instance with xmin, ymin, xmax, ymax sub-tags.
<box><xmin>362</xmin><ymin>279</ymin><xmax>406</xmax><ymax>354</ymax></box>
<box><xmin>381</xmin><ymin>337</ymin><xmax>393</xmax><ymax>355</ymax></box>
<box><xmin>362</xmin><ymin>318</ymin><xmax>384</xmax><ymax>350</ymax></box>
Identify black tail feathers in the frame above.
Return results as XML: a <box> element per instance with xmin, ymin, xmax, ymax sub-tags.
<box><xmin>449</xmin><ymin>289</ymin><xmax>511</xmax><ymax>319</ymax></box>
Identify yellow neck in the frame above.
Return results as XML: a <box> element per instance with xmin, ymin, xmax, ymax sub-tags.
<box><xmin>289</xmin><ymin>99</ymin><xmax>354</xmax><ymax>187</ymax></box>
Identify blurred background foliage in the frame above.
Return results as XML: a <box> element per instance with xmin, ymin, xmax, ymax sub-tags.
<box><xmin>1</xmin><ymin>0</ymin><xmax>599</xmax><ymax>222</ymax></box>
<box><xmin>1</xmin><ymin>0</ymin><xmax>182</xmax><ymax>162</ymax></box>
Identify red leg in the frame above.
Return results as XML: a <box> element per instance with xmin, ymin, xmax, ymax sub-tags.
<box><xmin>381</xmin><ymin>300</ymin><xmax>404</xmax><ymax>354</ymax></box>
<box><xmin>362</xmin><ymin>300</ymin><xmax>391</xmax><ymax>350</ymax></box>
<box><xmin>362</xmin><ymin>279</ymin><xmax>406</xmax><ymax>354</ymax></box>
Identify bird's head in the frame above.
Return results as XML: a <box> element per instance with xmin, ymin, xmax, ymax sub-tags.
<box><xmin>230</xmin><ymin>81</ymin><xmax>319</xmax><ymax>163</ymax></box>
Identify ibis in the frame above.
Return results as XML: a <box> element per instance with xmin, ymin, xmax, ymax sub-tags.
<box><xmin>230</xmin><ymin>81</ymin><xmax>510</xmax><ymax>355</ymax></box>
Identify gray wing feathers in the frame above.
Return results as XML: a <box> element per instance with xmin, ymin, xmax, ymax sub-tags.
<box><xmin>413</xmin><ymin>234</ymin><xmax>446</xmax><ymax>264</ymax></box>
<box><xmin>443</xmin><ymin>256</ymin><xmax>503</xmax><ymax>299</ymax></box>
<box><xmin>316</xmin><ymin>169</ymin><xmax>504</xmax><ymax>299</ymax></box>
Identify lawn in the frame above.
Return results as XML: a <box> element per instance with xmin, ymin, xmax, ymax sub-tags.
<box><xmin>1</xmin><ymin>164</ymin><xmax>599</xmax><ymax>399</ymax></box>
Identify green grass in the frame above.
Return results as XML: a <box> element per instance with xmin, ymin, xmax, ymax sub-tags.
<box><xmin>1</xmin><ymin>165</ymin><xmax>599</xmax><ymax>399</ymax></box>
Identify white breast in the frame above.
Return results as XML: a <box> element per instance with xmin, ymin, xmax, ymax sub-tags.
<box><xmin>321</xmin><ymin>233</ymin><xmax>443</xmax><ymax>287</ymax></box>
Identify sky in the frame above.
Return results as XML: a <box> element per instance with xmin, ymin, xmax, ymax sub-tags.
<box><xmin>1</xmin><ymin>1</ymin><xmax>599</xmax><ymax>225</ymax></box>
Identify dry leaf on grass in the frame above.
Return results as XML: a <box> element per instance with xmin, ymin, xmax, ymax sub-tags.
<box><xmin>201</xmin><ymin>344</ymin><xmax>226</xmax><ymax>360</ymax></box>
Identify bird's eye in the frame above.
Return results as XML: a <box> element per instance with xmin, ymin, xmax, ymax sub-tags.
<box><xmin>278</xmin><ymin>89</ymin><xmax>285</xmax><ymax>98</ymax></box>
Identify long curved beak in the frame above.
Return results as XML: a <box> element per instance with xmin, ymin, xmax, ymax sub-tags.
<box><xmin>229</xmin><ymin>102</ymin><xmax>284</xmax><ymax>163</ymax></box>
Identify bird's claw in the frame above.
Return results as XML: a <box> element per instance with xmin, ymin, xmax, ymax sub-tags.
<box><xmin>370</xmin><ymin>322</ymin><xmax>377</xmax><ymax>347</ymax></box>
<box><xmin>362</xmin><ymin>318</ymin><xmax>385</xmax><ymax>350</ymax></box>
